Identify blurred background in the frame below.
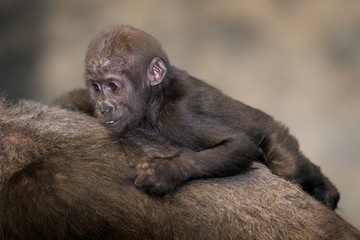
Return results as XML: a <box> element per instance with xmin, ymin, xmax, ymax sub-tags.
<box><xmin>1</xmin><ymin>0</ymin><xmax>359</xmax><ymax>229</ymax></box>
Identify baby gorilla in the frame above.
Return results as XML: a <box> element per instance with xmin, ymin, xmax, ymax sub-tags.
<box><xmin>55</xmin><ymin>25</ymin><xmax>339</xmax><ymax>209</ymax></box>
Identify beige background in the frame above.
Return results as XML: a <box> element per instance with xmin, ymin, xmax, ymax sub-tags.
<box><xmin>1</xmin><ymin>0</ymin><xmax>359</xmax><ymax>229</ymax></box>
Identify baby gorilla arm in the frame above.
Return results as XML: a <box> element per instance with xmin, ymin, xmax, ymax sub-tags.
<box><xmin>52</xmin><ymin>89</ymin><xmax>93</xmax><ymax>115</ymax></box>
<box><xmin>134</xmin><ymin>133</ymin><xmax>259</xmax><ymax>195</ymax></box>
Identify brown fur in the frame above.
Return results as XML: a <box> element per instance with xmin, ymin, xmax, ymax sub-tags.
<box><xmin>55</xmin><ymin>25</ymin><xmax>339</xmax><ymax>209</ymax></box>
<box><xmin>1</xmin><ymin>97</ymin><xmax>359</xmax><ymax>239</ymax></box>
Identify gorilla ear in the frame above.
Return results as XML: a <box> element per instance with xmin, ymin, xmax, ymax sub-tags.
<box><xmin>147</xmin><ymin>57</ymin><xmax>167</xmax><ymax>86</ymax></box>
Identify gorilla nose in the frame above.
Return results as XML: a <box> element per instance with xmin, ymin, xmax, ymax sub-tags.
<box><xmin>98</xmin><ymin>100</ymin><xmax>115</xmax><ymax>116</ymax></box>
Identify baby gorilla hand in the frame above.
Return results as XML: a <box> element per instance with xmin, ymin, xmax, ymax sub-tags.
<box><xmin>134</xmin><ymin>155</ymin><xmax>198</xmax><ymax>195</ymax></box>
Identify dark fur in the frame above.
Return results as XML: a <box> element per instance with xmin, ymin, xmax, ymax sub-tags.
<box><xmin>1</xmin><ymin>98</ymin><xmax>359</xmax><ymax>239</ymax></box>
<box><xmin>54</xmin><ymin>25</ymin><xmax>339</xmax><ymax>209</ymax></box>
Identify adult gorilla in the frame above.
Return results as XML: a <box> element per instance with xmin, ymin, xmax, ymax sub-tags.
<box><xmin>0</xmin><ymin>97</ymin><xmax>359</xmax><ymax>240</ymax></box>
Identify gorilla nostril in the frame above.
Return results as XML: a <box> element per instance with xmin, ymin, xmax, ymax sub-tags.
<box><xmin>98</xmin><ymin>100</ymin><xmax>115</xmax><ymax>116</ymax></box>
<box><xmin>104</xmin><ymin>105</ymin><xmax>114</xmax><ymax>115</ymax></box>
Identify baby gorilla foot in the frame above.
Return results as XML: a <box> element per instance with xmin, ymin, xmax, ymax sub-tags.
<box><xmin>134</xmin><ymin>155</ymin><xmax>197</xmax><ymax>195</ymax></box>
<box><xmin>310</xmin><ymin>176</ymin><xmax>340</xmax><ymax>210</ymax></box>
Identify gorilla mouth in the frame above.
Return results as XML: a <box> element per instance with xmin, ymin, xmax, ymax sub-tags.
<box><xmin>103</xmin><ymin>118</ymin><xmax>127</xmax><ymax>133</ymax></box>
<box><xmin>104</xmin><ymin>118</ymin><xmax>122</xmax><ymax>126</ymax></box>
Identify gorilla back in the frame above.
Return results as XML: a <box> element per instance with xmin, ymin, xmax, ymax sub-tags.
<box><xmin>0</xmin><ymin>97</ymin><xmax>359</xmax><ymax>239</ymax></box>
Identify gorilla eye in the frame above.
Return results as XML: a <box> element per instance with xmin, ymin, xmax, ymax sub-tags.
<box><xmin>92</xmin><ymin>84</ymin><xmax>100</xmax><ymax>92</ymax></box>
<box><xmin>109</xmin><ymin>82</ymin><xmax>118</xmax><ymax>91</ymax></box>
